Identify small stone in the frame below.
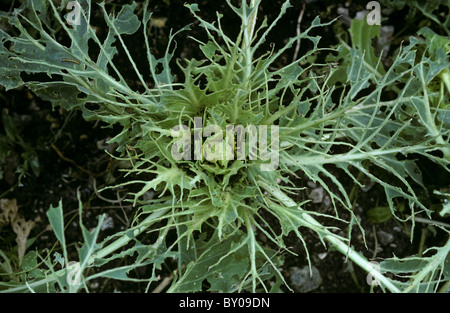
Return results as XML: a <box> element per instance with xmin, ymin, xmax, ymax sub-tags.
<box><xmin>309</xmin><ymin>187</ymin><xmax>324</xmax><ymax>203</ymax></box>
<box><xmin>377</xmin><ymin>230</ymin><xmax>394</xmax><ymax>246</ymax></box>
<box><xmin>289</xmin><ymin>266</ymin><xmax>322</xmax><ymax>293</ymax></box>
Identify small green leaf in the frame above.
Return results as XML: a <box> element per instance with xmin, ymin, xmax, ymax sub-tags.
<box><xmin>200</xmin><ymin>41</ymin><xmax>217</xmax><ymax>60</ymax></box>
<box><xmin>367</xmin><ymin>206</ymin><xmax>393</xmax><ymax>224</ymax></box>
<box><xmin>381</xmin><ymin>257</ymin><xmax>428</xmax><ymax>274</ymax></box>
<box><xmin>46</xmin><ymin>200</ymin><xmax>67</xmax><ymax>255</ymax></box>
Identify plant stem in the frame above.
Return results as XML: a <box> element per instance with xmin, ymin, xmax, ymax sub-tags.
<box><xmin>283</xmin><ymin>145</ymin><xmax>428</xmax><ymax>166</ymax></box>
<box><xmin>440</xmin><ymin>68</ymin><xmax>450</xmax><ymax>95</ymax></box>
<box><xmin>243</xmin><ymin>0</ymin><xmax>258</xmax><ymax>82</ymax></box>
<box><xmin>95</xmin><ymin>207</ymin><xmax>171</xmax><ymax>260</ymax></box>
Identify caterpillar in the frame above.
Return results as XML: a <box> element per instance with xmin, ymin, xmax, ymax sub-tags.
<box><xmin>61</xmin><ymin>58</ymin><xmax>81</xmax><ymax>65</ymax></box>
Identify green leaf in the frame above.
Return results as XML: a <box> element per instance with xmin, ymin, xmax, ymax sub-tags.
<box><xmin>103</xmin><ymin>2</ymin><xmax>141</xmax><ymax>35</ymax></box>
<box><xmin>380</xmin><ymin>237</ymin><xmax>450</xmax><ymax>293</ymax></box>
<box><xmin>169</xmin><ymin>230</ymin><xmax>249</xmax><ymax>292</ymax></box>
<box><xmin>78</xmin><ymin>213</ymin><xmax>105</xmax><ymax>269</ymax></box>
<box><xmin>327</xmin><ymin>17</ymin><xmax>385</xmax><ymax>85</ymax></box>
<box><xmin>46</xmin><ymin>200</ymin><xmax>67</xmax><ymax>258</ymax></box>
<box><xmin>367</xmin><ymin>206</ymin><xmax>393</xmax><ymax>224</ymax></box>
<box><xmin>349</xmin><ymin>19</ymin><xmax>385</xmax><ymax>75</ymax></box>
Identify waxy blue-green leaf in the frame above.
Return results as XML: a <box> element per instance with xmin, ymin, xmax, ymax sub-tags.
<box><xmin>46</xmin><ymin>200</ymin><xmax>67</xmax><ymax>257</ymax></box>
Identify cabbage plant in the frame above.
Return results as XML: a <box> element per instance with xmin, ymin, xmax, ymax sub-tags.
<box><xmin>0</xmin><ymin>0</ymin><xmax>449</xmax><ymax>293</ymax></box>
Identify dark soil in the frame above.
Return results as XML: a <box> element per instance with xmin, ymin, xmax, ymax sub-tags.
<box><xmin>1</xmin><ymin>0</ymin><xmax>449</xmax><ymax>293</ymax></box>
